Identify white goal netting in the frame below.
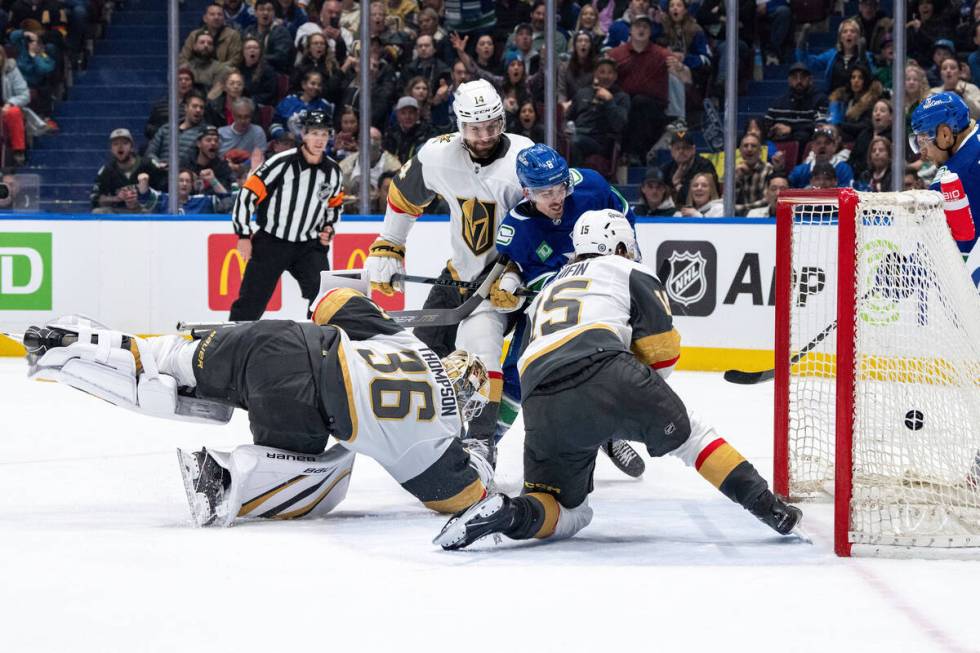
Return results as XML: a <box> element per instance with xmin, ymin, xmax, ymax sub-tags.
<box><xmin>784</xmin><ymin>190</ymin><xmax>980</xmax><ymax>552</ymax></box>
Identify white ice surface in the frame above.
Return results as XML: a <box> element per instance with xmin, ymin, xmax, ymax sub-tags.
<box><xmin>1</xmin><ymin>359</ymin><xmax>978</xmax><ymax>653</ymax></box>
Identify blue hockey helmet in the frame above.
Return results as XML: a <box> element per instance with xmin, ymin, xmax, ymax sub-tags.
<box><xmin>516</xmin><ymin>144</ymin><xmax>570</xmax><ymax>190</ymax></box>
<box><xmin>910</xmin><ymin>92</ymin><xmax>971</xmax><ymax>153</ymax></box>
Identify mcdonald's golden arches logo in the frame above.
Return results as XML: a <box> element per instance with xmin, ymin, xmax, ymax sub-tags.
<box><xmin>207</xmin><ymin>234</ymin><xmax>282</xmax><ymax>311</ymax></box>
<box><xmin>331</xmin><ymin>233</ymin><xmax>405</xmax><ymax>311</ymax></box>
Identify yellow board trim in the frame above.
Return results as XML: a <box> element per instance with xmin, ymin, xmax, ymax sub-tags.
<box><xmin>424</xmin><ymin>478</ymin><xmax>486</xmax><ymax>514</ymax></box>
<box><xmin>698</xmin><ymin>443</ymin><xmax>747</xmax><ymax>489</ymax></box>
<box><xmin>526</xmin><ymin>492</ymin><xmax>561</xmax><ymax>539</ymax></box>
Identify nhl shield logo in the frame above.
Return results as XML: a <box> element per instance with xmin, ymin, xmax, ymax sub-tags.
<box><xmin>666</xmin><ymin>250</ymin><xmax>708</xmax><ymax>307</ymax></box>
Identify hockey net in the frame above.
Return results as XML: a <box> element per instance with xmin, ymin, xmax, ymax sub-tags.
<box><xmin>774</xmin><ymin>188</ymin><xmax>980</xmax><ymax>557</ymax></box>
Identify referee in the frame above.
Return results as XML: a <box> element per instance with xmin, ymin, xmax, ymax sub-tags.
<box><xmin>230</xmin><ymin>110</ymin><xmax>344</xmax><ymax>320</ymax></box>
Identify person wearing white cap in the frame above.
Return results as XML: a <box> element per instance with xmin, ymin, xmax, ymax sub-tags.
<box><xmin>381</xmin><ymin>95</ymin><xmax>434</xmax><ymax>164</ymax></box>
<box><xmin>91</xmin><ymin>128</ymin><xmax>164</xmax><ymax>214</ymax></box>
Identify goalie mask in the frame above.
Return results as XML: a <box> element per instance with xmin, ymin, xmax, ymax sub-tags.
<box><xmin>441</xmin><ymin>350</ymin><xmax>490</xmax><ymax>422</ymax></box>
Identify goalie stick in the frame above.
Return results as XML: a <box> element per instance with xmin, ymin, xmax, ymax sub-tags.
<box><xmin>325</xmin><ymin>270</ymin><xmax>536</xmax><ymax>296</ymax></box>
<box><xmin>178</xmin><ymin>259</ymin><xmax>512</xmax><ymax>333</ymax></box>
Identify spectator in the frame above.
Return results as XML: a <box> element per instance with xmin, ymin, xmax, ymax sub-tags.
<box><xmin>267</xmin><ymin>129</ymin><xmax>298</xmax><ymax>157</ymax></box>
<box><xmin>796</xmin><ymin>17</ymin><xmax>875</xmax><ymax>94</ymax></box>
<box><xmin>329</xmin><ymin>105</ymin><xmax>359</xmax><ymax>159</ymax></box>
<box><xmin>0</xmin><ymin>48</ymin><xmax>30</xmax><ymax>165</ymax></box>
<box><xmin>514</xmin><ymin>101</ymin><xmax>545</xmax><ymax>143</ymax></box>
<box><xmin>240</xmin><ymin>37</ymin><xmax>279</xmax><ymax>106</ymax></box>
<box><xmin>207</xmin><ymin>69</ymin><xmax>247</xmax><ymax>127</ymax></box>
<box><xmin>854</xmin><ymin>136</ymin><xmax>893</xmax><ymax>193</ymax></box>
<box><xmin>180</xmin><ymin>3</ymin><xmax>243</xmax><ymax>68</ymax></box>
<box><xmin>385</xmin><ymin>0</ymin><xmax>419</xmax><ymax>26</ymax></box>
<box><xmin>443</xmin><ymin>0</ymin><xmax>496</xmax><ymax>38</ymax></box>
<box><xmin>559</xmin><ymin>31</ymin><xmax>599</xmax><ymax>109</ymax></box>
<box><xmin>505</xmin><ymin>23</ymin><xmax>535</xmax><ymax>69</ymax></box>
<box><xmin>746</xmin><ymin>173</ymin><xmax>790</xmax><ymax>218</ymax></box>
<box><xmin>904</xmin><ymin>166</ymin><xmax>926</xmax><ymax>190</ymax></box>
<box><xmin>851</xmin><ymin>98</ymin><xmax>893</xmax><ymax>177</ymax></box>
<box><xmin>661</xmin><ymin>130</ymin><xmax>716</xmax><ymax>201</ymax></box>
<box><xmin>146</xmin><ymin>67</ymin><xmax>199</xmax><ymax>141</ymax></box>
<box><xmin>872</xmin><ymin>31</ymin><xmax>895</xmax><ymax>88</ymax></box>
<box><xmin>573</xmin><ymin>4</ymin><xmax>605</xmax><ymax>44</ymax></box>
<box><xmin>382</xmin><ymin>96</ymin><xmax>433</xmax><ymax>163</ymax></box>
<box><xmin>276</xmin><ymin>0</ymin><xmax>309</xmax><ymax>38</ymax></box>
<box><xmin>856</xmin><ymin>0</ymin><xmax>890</xmax><ymax>52</ymax></box>
<box><xmin>955</xmin><ymin>0</ymin><xmax>980</xmax><ymax>53</ymax></box>
<box><xmin>734</xmin><ymin>132</ymin><xmax>774</xmax><ymax>216</ymax></box>
<box><xmin>764</xmin><ymin>62</ymin><xmax>829</xmax><ymax>147</ymax></box>
<box><xmin>291</xmin><ymin>32</ymin><xmax>346</xmax><ymax>105</ymax></box>
<box><xmin>658</xmin><ymin>0</ymin><xmax>711</xmax><ymax>94</ymax></box>
<box><xmin>605</xmin><ymin>0</ymin><xmax>652</xmax><ymax>50</ymax></box>
<box><xmin>182</xmin><ymin>31</ymin><xmax>231</xmax><ymax>97</ymax></box>
<box><xmin>135</xmin><ymin>168</ymin><xmax>230</xmax><ymax>214</ymax></box>
<box><xmin>339</xmin><ymin>126</ymin><xmax>400</xmax><ymax>208</ymax></box>
<box><xmin>436</xmin><ymin>58</ymin><xmax>470</xmax><ymax>132</ymax></box>
<box><xmin>675</xmin><ymin>171</ymin><xmax>724</xmax><ymax>217</ymax></box>
<box><xmin>402</xmin><ymin>75</ymin><xmax>434</xmax><ymax>123</ymax></box>
<box><xmin>566</xmin><ymin>57</ymin><xmax>629</xmax><ymax>166</ymax></box>
<box><xmin>182</xmin><ymin>125</ymin><xmax>236</xmax><ymax>190</ymax></box>
<box><xmin>0</xmin><ymin>170</ymin><xmax>36</xmax><ymax>211</ymax></box>
<box><xmin>908</xmin><ymin>1</ymin><xmax>957</xmax><ymax>70</ymax></box>
<box><xmin>494</xmin><ymin>0</ymin><xmax>531</xmax><ymax>45</ymax></box>
<box><xmin>403</xmin><ymin>34</ymin><xmax>451</xmax><ymax>95</ymax></box>
<box><xmin>756</xmin><ymin>0</ymin><xmax>792</xmax><ymax>65</ymax></box>
<box><xmin>147</xmin><ymin>90</ymin><xmax>210</xmax><ymax>168</ymax></box>
<box><xmin>9</xmin><ymin>29</ymin><xmax>55</xmax><ymax>120</ymax></box>
<box><xmin>450</xmin><ymin>31</ymin><xmax>503</xmax><ymax>88</ymax></box>
<box><xmin>925</xmin><ymin>38</ymin><xmax>957</xmax><ymax>87</ymax></box>
<box><xmin>526</xmin><ymin>1</ymin><xmax>567</xmax><ymax>56</ymax></box>
<box><xmin>417</xmin><ymin>7</ymin><xmax>449</xmax><ymax>58</ymax></box>
<box><xmin>501</xmin><ymin>51</ymin><xmax>531</xmax><ymax>108</ymax></box>
<box><xmin>224</xmin><ymin>0</ymin><xmax>257</xmax><ymax>32</ymax></box>
<box><xmin>246</xmin><ymin>0</ymin><xmax>295</xmax><ymax>73</ymax></box>
<box><xmin>633</xmin><ymin>167</ymin><xmax>676</xmax><ymax>216</ymax></box>
<box><xmin>309</xmin><ymin>0</ymin><xmax>353</xmax><ymax>61</ymax></box>
<box><xmin>788</xmin><ymin>125</ymin><xmax>854</xmax><ymax>189</ymax></box>
<box><xmin>339</xmin><ymin>47</ymin><xmax>398</xmax><ymax>129</ymax></box>
<box><xmin>339</xmin><ymin>0</ymin><xmax>362</xmax><ymax>38</ymax></box>
<box><xmin>91</xmin><ymin>129</ymin><xmax>163</xmax><ymax>214</ymax></box>
<box><xmin>930</xmin><ymin>56</ymin><xmax>980</xmax><ymax>119</ymax></box>
<box><xmin>969</xmin><ymin>22</ymin><xmax>980</xmax><ymax>84</ymax></box>
<box><xmin>9</xmin><ymin>2</ymin><xmax>67</xmax><ymax>59</ymax></box>
<box><xmin>272</xmin><ymin>70</ymin><xmax>334</xmax><ymax>139</ymax></box>
<box><xmin>808</xmin><ymin>161</ymin><xmax>838</xmax><ymax>189</ymax></box>
<box><xmin>219</xmin><ymin>98</ymin><xmax>268</xmax><ymax>180</ymax></box>
<box><xmin>609</xmin><ymin>15</ymin><xmax>671</xmax><ymax>163</ymax></box>
<box><xmin>828</xmin><ymin>65</ymin><xmax>883</xmax><ymax>141</ymax></box>
<box><xmin>904</xmin><ymin>63</ymin><xmax>930</xmax><ymax>128</ymax></box>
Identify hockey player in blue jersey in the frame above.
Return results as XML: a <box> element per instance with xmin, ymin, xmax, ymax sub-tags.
<box><xmin>490</xmin><ymin>143</ymin><xmax>646</xmax><ymax>478</ymax></box>
<box><xmin>910</xmin><ymin>91</ymin><xmax>979</xmax><ymax>254</ymax></box>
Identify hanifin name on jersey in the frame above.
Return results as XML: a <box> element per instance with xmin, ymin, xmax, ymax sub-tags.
<box><xmin>420</xmin><ymin>347</ymin><xmax>459</xmax><ymax>418</ymax></box>
<box><xmin>554</xmin><ymin>260</ymin><xmax>592</xmax><ymax>281</ymax></box>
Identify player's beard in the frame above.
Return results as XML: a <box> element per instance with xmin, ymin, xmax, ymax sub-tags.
<box><xmin>465</xmin><ymin>134</ymin><xmax>501</xmax><ymax>160</ymax></box>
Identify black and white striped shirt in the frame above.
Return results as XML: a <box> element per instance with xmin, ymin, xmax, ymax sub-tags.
<box><xmin>232</xmin><ymin>147</ymin><xmax>344</xmax><ymax>242</ymax></box>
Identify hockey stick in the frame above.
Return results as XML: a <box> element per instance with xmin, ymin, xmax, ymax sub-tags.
<box><xmin>326</xmin><ymin>269</ymin><xmax>536</xmax><ymax>296</ymax></box>
<box><xmin>177</xmin><ymin>259</ymin><xmax>512</xmax><ymax>333</ymax></box>
<box><xmin>723</xmin><ymin>319</ymin><xmax>838</xmax><ymax>385</ymax></box>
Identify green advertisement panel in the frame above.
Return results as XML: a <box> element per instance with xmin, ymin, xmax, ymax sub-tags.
<box><xmin>0</xmin><ymin>232</ymin><xmax>52</xmax><ymax>310</ymax></box>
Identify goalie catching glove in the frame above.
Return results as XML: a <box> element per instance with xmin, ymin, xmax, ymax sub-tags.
<box><xmin>365</xmin><ymin>237</ymin><xmax>406</xmax><ymax>296</ymax></box>
<box><xmin>489</xmin><ymin>264</ymin><xmax>525</xmax><ymax>312</ymax></box>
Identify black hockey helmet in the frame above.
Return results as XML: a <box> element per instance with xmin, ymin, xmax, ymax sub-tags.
<box><xmin>302</xmin><ymin>110</ymin><xmax>331</xmax><ymax>132</ymax></box>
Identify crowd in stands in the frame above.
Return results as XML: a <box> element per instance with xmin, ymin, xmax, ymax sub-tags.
<box><xmin>87</xmin><ymin>0</ymin><xmax>980</xmax><ymax>216</ymax></box>
<box><xmin>0</xmin><ymin>0</ymin><xmax>106</xmax><ymax>170</ymax></box>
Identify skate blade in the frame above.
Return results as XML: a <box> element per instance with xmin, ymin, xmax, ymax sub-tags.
<box><xmin>790</xmin><ymin>523</ymin><xmax>813</xmax><ymax>544</ymax></box>
<box><xmin>433</xmin><ymin>494</ymin><xmax>505</xmax><ymax>550</ymax></box>
<box><xmin>176</xmin><ymin>448</ymin><xmax>213</xmax><ymax>528</ymax></box>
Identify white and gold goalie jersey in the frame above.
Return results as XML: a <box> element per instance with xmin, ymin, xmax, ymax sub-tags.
<box><xmin>517</xmin><ymin>254</ymin><xmax>682</xmax><ymax>399</ymax></box>
<box><xmin>312</xmin><ymin>287</ymin><xmax>463</xmax><ymax>485</ymax></box>
<box><xmin>384</xmin><ymin>132</ymin><xmax>535</xmax><ymax>281</ymax></box>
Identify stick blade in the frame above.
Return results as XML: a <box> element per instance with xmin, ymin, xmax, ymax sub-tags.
<box><xmin>723</xmin><ymin>368</ymin><xmax>775</xmax><ymax>384</ymax></box>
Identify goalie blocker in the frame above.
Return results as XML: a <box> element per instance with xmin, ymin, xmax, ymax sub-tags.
<box><xmin>27</xmin><ymin>289</ymin><xmax>496</xmax><ymax>527</ymax></box>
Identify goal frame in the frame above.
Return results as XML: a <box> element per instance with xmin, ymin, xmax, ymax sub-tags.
<box><xmin>773</xmin><ymin>188</ymin><xmax>859</xmax><ymax>557</ymax></box>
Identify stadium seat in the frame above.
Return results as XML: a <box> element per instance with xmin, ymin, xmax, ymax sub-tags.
<box><xmin>791</xmin><ymin>0</ymin><xmax>830</xmax><ymax>25</ymax></box>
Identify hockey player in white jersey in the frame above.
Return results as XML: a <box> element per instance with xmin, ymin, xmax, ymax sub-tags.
<box><xmin>364</xmin><ymin>79</ymin><xmax>535</xmax><ymax>465</ymax></box>
<box><xmin>434</xmin><ymin>209</ymin><xmax>803</xmax><ymax>550</ymax></box>
<box><xmin>23</xmin><ymin>288</ymin><xmax>494</xmax><ymax>528</ymax></box>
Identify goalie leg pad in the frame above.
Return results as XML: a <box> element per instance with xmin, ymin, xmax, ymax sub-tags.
<box><xmin>180</xmin><ymin>443</ymin><xmax>356</xmax><ymax>527</ymax></box>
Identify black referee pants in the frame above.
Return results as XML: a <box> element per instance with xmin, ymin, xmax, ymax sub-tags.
<box><xmin>230</xmin><ymin>230</ymin><xmax>330</xmax><ymax>321</ymax></box>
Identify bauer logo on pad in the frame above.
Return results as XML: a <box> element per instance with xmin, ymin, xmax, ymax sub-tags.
<box><xmin>656</xmin><ymin>240</ymin><xmax>717</xmax><ymax>316</ymax></box>
<box><xmin>0</xmin><ymin>232</ymin><xmax>51</xmax><ymax>310</ymax></box>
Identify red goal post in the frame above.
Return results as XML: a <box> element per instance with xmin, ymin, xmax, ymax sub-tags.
<box><xmin>774</xmin><ymin>188</ymin><xmax>980</xmax><ymax>558</ymax></box>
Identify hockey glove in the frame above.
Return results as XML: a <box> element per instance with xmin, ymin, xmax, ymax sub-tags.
<box><xmin>365</xmin><ymin>238</ymin><xmax>406</xmax><ymax>296</ymax></box>
<box><xmin>489</xmin><ymin>267</ymin><xmax>525</xmax><ymax>313</ymax></box>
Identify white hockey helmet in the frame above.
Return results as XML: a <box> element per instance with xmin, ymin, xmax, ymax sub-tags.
<box><xmin>441</xmin><ymin>349</ymin><xmax>491</xmax><ymax>422</ymax></box>
<box><xmin>572</xmin><ymin>209</ymin><xmax>637</xmax><ymax>260</ymax></box>
<box><xmin>453</xmin><ymin>79</ymin><xmax>504</xmax><ymax>133</ymax></box>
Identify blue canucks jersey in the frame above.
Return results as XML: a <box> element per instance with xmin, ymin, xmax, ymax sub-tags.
<box><xmin>495</xmin><ymin>168</ymin><xmax>635</xmax><ymax>289</ymax></box>
<box><xmin>931</xmin><ymin>124</ymin><xmax>980</xmax><ymax>253</ymax></box>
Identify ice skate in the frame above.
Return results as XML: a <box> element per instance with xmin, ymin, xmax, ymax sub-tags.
<box><xmin>434</xmin><ymin>493</ymin><xmax>515</xmax><ymax>550</ymax></box>
<box><xmin>601</xmin><ymin>439</ymin><xmax>645</xmax><ymax>478</ymax></box>
<box><xmin>750</xmin><ymin>493</ymin><xmax>803</xmax><ymax>536</ymax></box>
<box><xmin>176</xmin><ymin>447</ymin><xmax>232</xmax><ymax>527</ymax></box>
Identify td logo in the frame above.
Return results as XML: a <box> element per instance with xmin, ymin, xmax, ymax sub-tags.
<box><xmin>0</xmin><ymin>232</ymin><xmax>51</xmax><ymax>310</ymax></box>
